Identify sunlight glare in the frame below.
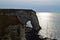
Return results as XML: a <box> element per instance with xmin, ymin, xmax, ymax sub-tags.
<box><xmin>37</xmin><ymin>12</ymin><xmax>53</xmax><ymax>38</ymax></box>
<box><xmin>37</xmin><ymin>12</ymin><xmax>52</xmax><ymax>17</ymax></box>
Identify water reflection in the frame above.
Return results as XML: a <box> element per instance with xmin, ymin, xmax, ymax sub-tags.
<box><xmin>36</xmin><ymin>12</ymin><xmax>56</xmax><ymax>38</ymax></box>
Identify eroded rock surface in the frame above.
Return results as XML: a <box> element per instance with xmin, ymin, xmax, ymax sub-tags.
<box><xmin>0</xmin><ymin>9</ymin><xmax>41</xmax><ymax>40</ymax></box>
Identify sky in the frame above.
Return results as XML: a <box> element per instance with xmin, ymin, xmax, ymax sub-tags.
<box><xmin>0</xmin><ymin>0</ymin><xmax>60</xmax><ymax>12</ymax></box>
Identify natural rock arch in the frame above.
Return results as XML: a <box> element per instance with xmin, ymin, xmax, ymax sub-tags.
<box><xmin>0</xmin><ymin>9</ymin><xmax>41</xmax><ymax>40</ymax></box>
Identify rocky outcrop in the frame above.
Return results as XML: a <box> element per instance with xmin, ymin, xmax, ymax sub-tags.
<box><xmin>0</xmin><ymin>9</ymin><xmax>41</xmax><ymax>33</ymax></box>
<box><xmin>0</xmin><ymin>9</ymin><xmax>41</xmax><ymax>40</ymax></box>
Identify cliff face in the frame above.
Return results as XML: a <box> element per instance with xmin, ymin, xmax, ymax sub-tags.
<box><xmin>0</xmin><ymin>9</ymin><xmax>41</xmax><ymax>31</ymax></box>
<box><xmin>0</xmin><ymin>9</ymin><xmax>41</xmax><ymax>40</ymax></box>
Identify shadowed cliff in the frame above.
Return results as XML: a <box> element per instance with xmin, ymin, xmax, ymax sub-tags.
<box><xmin>0</xmin><ymin>9</ymin><xmax>56</xmax><ymax>40</ymax></box>
<box><xmin>0</xmin><ymin>9</ymin><xmax>41</xmax><ymax>40</ymax></box>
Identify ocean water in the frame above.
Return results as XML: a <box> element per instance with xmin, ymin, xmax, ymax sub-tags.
<box><xmin>36</xmin><ymin>12</ymin><xmax>60</xmax><ymax>40</ymax></box>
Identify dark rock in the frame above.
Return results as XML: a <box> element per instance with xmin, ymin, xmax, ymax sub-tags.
<box><xmin>0</xmin><ymin>9</ymin><xmax>41</xmax><ymax>40</ymax></box>
<box><xmin>25</xmin><ymin>27</ymin><xmax>41</xmax><ymax>40</ymax></box>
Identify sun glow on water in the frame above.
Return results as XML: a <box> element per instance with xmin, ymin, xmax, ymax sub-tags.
<box><xmin>37</xmin><ymin>12</ymin><xmax>52</xmax><ymax>17</ymax></box>
<box><xmin>36</xmin><ymin>12</ymin><xmax>53</xmax><ymax>38</ymax></box>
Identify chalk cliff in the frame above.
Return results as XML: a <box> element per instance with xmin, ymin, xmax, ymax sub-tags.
<box><xmin>0</xmin><ymin>9</ymin><xmax>41</xmax><ymax>40</ymax></box>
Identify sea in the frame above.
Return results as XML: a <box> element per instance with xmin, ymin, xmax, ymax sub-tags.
<box><xmin>36</xmin><ymin>12</ymin><xmax>60</xmax><ymax>40</ymax></box>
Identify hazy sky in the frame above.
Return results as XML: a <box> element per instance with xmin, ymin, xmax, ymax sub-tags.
<box><xmin>0</xmin><ymin>0</ymin><xmax>60</xmax><ymax>12</ymax></box>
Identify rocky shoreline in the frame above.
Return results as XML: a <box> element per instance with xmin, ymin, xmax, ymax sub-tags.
<box><xmin>25</xmin><ymin>27</ymin><xmax>57</xmax><ymax>40</ymax></box>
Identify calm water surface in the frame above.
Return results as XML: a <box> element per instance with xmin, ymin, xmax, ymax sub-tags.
<box><xmin>36</xmin><ymin>12</ymin><xmax>60</xmax><ymax>40</ymax></box>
